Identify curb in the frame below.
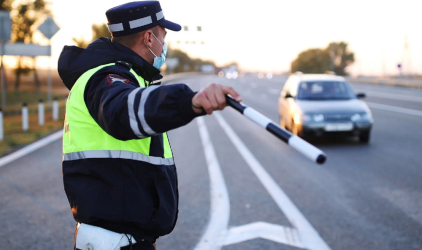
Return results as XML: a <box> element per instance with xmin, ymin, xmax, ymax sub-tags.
<box><xmin>0</xmin><ymin>130</ymin><xmax>63</xmax><ymax>168</ymax></box>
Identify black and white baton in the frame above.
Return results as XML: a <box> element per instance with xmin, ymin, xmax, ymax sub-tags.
<box><xmin>225</xmin><ymin>95</ymin><xmax>327</xmax><ymax>164</ymax></box>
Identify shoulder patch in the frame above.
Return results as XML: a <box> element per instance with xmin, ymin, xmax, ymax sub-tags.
<box><xmin>107</xmin><ymin>74</ymin><xmax>130</xmax><ymax>84</ymax></box>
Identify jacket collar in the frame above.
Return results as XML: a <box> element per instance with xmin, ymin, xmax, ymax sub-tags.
<box><xmin>58</xmin><ymin>37</ymin><xmax>164</xmax><ymax>90</ymax></box>
<box><xmin>110</xmin><ymin>41</ymin><xmax>163</xmax><ymax>82</ymax></box>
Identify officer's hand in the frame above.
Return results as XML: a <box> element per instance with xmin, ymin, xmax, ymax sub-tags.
<box><xmin>192</xmin><ymin>83</ymin><xmax>242</xmax><ymax>115</ymax></box>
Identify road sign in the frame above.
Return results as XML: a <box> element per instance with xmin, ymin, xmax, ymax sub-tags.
<box><xmin>0</xmin><ymin>11</ymin><xmax>11</xmax><ymax>42</ymax></box>
<box><xmin>4</xmin><ymin>43</ymin><xmax>51</xmax><ymax>56</ymax></box>
<box><xmin>0</xmin><ymin>11</ymin><xmax>11</xmax><ymax>108</ymax></box>
<box><xmin>201</xmin><ymin>64</ymin><xmax>214</xmax><ymax>73</ymax></box>
<box><xmin>38</xmin><ymin>17</ymin><xmax>60</xmax><ymax>40</ymax></box>
<box><xmin>165</xmin><ymin>58</ymin><xmax>179</xmax><ymax>70</ymax></box>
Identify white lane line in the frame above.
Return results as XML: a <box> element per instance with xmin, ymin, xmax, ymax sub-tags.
<box><xmin>196</xmin><ymin>115</ymin><xmax>306</xmax><ymax>249</ymax></box>
<box><xmin>194</xmin><ymin>117</ymin><xmax>230</xmax><ymax>250</ymax></box>
<box><xmin>214</xmin><ymin>112</ymin><xmax>331</xmax><ymax>250</ymax></box>
<box><xmin>366</xmin><ymin>102</ymin><xmax>422</xmax><ymax>117</ymax></box>
<box><xmin>356</xmin><ymin>90</ymin><xmax>422</xmax><ymax>103</ymax></box>
<box><xmin>0</xmin><ymin>130</ymin><xmax>63</xmax><ymax>168</ymax></box>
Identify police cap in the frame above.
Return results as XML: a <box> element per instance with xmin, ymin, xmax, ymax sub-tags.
<box><xmin>106</xmin><ymin>1</ymin><xmax>181</xmax><ymax>37</ymax></box>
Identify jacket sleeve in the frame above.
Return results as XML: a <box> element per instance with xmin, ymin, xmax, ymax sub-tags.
<box><xmin>84</xmin><ymin>64</ymin><xmax>202</xmax><ymax>140</ymax></box>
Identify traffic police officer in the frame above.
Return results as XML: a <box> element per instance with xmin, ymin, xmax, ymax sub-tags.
<box><xmin>58</xmin><ymin>1</ymin><xmax>241</xmax><ymax>249</ymax></box>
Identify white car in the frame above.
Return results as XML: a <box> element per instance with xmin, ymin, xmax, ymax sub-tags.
<box><xmin>278</xmin><ymin>73</ymin><xmax>373</xmax><ymax>143</ymax></box>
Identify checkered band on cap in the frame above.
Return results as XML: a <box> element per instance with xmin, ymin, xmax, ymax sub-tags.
<box><xmin>106</xmin><ymin>1</ymin><xmax>181</xmax><ymax>37</ymax></box>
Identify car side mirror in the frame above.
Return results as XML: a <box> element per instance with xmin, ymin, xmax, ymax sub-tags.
<box><xmin>356</xmin><ymin>93</ymin><xmax>366</xmax><ymax>99</ymax></box>
<box><xmin>285</xmin><ymin>93</ymin><xmax>293</xmax><ymax>99</ymax></box>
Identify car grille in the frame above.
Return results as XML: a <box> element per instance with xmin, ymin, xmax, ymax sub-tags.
<box><xmin>324</xmin><ymin>114</ymin><xmax>352</xmax><ymax>122</ymax></box>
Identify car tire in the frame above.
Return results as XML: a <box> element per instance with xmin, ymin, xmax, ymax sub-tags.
<box><xmin>359</xmin><ymin>131</ymin><xmax>370</xmax><ymax>143</ymax></box>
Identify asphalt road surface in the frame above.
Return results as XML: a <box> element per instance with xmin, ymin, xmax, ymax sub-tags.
<box><xmin>0</xmin><ymin>73</ymin><xmax>421</xmax><ymax>250</ymax></box>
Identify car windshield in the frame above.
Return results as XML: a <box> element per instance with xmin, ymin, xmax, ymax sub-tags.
<box><xmin>296</xmin><ymin>81</ymin><xmax>356</xmax><ymax>100</ymax></box>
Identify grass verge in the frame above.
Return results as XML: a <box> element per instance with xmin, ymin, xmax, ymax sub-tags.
<box><xmin>0</xmin><ymin>96</ymin><xmax>68</xmax><ymax>157</ymax></box>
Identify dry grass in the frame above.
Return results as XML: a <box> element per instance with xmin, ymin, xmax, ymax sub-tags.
<box><xmin>0</xmin><ymin>101</ymin><xmax>67</xmax><ymax>156</ymax></box>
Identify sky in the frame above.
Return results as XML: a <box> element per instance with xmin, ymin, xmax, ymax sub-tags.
<box><xmin>6</xmin><ymin>0</ymin><xmax>422</xmax><ymax>76</ymax></box>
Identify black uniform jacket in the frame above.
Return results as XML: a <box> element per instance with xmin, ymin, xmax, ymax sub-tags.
<box><xmin>58</xmin><ymin>37</ymin><xmax>201</xmax><ymax>240</ymax></box>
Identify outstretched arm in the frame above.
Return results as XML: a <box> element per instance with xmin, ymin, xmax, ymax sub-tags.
<box><xmin>84</xmin><ymin>65</ymin><xmax>201</xmax><ymax>140</ymax></box>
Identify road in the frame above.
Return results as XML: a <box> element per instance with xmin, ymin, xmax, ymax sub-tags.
<box><xmin>0</xmin><ymin>74</ymin><xmax>421</xmax><ymax>250</ymax></box>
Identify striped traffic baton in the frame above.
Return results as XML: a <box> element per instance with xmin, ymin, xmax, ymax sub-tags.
<box><xmin>225</xmin><ymin>95</ymin><xmax>327</xmax><ymax>164</ymax></box>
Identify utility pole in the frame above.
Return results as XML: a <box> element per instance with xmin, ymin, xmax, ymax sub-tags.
<box><xmin>0</xmin><ymin>39</ymin><xmax>6</xmax><ymax>109</ymax></box>
<box><xmin>381</xmin><ymin>45</ymin><xmax>386</xmax><ymax>78</ymax></box>
<box><xmin>37</xmin><ymin>16</ymin><xmax>60</xmax><ymax>107</ymax></box>
<box><xmin>0</xmin><ymin>11</ymin><xmax>12</xmax><ymax>108</ymax></box>
<box><xmin>402</xmin><ymin>36</ymin><xmax>412</xmax><ymax>78</ymax></box>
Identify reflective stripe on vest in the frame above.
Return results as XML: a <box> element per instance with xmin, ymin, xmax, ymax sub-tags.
<box><xmin>63</xmin><ymin>150</ymin><xmax>174</xmax><ymax>165</ymax></box>
<box><xmin>63</xmin><ymin>63</ymin><xmax>173</xmax><ymax>162</ymax></box>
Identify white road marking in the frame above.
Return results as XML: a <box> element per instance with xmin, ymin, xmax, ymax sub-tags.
<box><xmin>223</xmin><ymin>222</ymin><xmax>304</xmax><ymax>248</ymax></box>
<box><xmin>214</xmin><ymin>112</ymin><xmax>331</xmax><ymax>250</ymax></box>
<box><xmin>355</xmin><ymin>90</ymin><xmax>422</xmax><ymax>103</ymax></box>
<box><xmin>195</xmin><ymin>116</ymin><xmax>308</xmax><ymax>249</ymax></box>
<box><xmin>366</xmin><ymin>102</ymin><xmax>422</xmax><ymax>117</ymax></box>
<box><xmin>0</xmin><ymin>130</ymin><xmax>63</xmax><ymax>168</ymax></box>
<box><xmin>194</xmin><ymin>117</ymin><xmax>230</xmax><ymax>250</ymax></box>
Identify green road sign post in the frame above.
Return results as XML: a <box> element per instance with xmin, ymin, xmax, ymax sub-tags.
<box><xmin>0</xmin><ymin>11</ymin><xmax>11</xmax><ymax>109</ymax></box>
<box><xmin>37</xmin><ymin>16</ymin><xmax>60</xmax><ymax>107</ymax></box>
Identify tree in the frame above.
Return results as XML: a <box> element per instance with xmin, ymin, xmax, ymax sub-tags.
<box><xmin>291</xmin><ymin>48</ymin><xmax>331</xmax><ymax>74</ymax></box>
<box><xmin>167</xmin><ymin>48</ymin><xmax>191</xmax><ymax>73</ymax></box>
<box><xmin>72</xmin><ymin>36</ymin><xmax>90</xmax><ymax>49</ymax></box>
<box><xmin>10</xmin><ymin>0</ymin><xmax>51</xmax><ymax>92</ymax></box>
<box><xmin>167</xmin><ymin>47</ymin><xmax>215</xmax><ymax>73</ymax></box>
<box><xmin>72</xmin><ymin>23</ymin><xmax>110</xmax><ymax>48</ymax></box>
<box><xmin>92</xmin><ymin>23</ymin><xmax>110</xmax><ymax>40</ymax></box>
<box><xmin>326</xmin><ymin>42</ymin><xmax>354</xmax><ymax>76</ymax></box>
<box><xmin>0</xmin><ymin>0</ymin><xmax>13</xmax><ymax>10</ymax></box>
<box><xmin>291</xmin><ymin>41</ymin><xmax>354</xmax><ymax>76</ymax></box>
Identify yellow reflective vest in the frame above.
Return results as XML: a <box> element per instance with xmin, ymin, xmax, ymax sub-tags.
<box><xmin>62</xmin><ymin>63</ymin><xmax>179</xmax><ymax>237</ymax></box>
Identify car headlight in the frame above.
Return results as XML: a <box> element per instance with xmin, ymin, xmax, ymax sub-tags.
<box><xmin>351</xmin><ymin>113</ymin><xmax>370</xmax><ymax>121</ymax></box>
<box><xmin>303</xmin><ymin>115</ymin><xmax>312</xmax><ymax>122</ymax></box>
<box><xmin>313</xmin><ymin>114</ymin><xmax>324</xmax><ymax>122</ymax></box>
<box><xmin>294</xmin><ymin>114</ymin><xmax>311</xmax><ymax>124</ymax></box>
<box><xmin>351</xmin><ymin>113</ymin><xmax>361</xmax><ymax>121</ymax></box>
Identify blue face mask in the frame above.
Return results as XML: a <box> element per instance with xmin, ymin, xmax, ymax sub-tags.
<box><xmin>145</xmin><ymin>33</ymin><xmax>167</xmax><ymax>69</ymax></box>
